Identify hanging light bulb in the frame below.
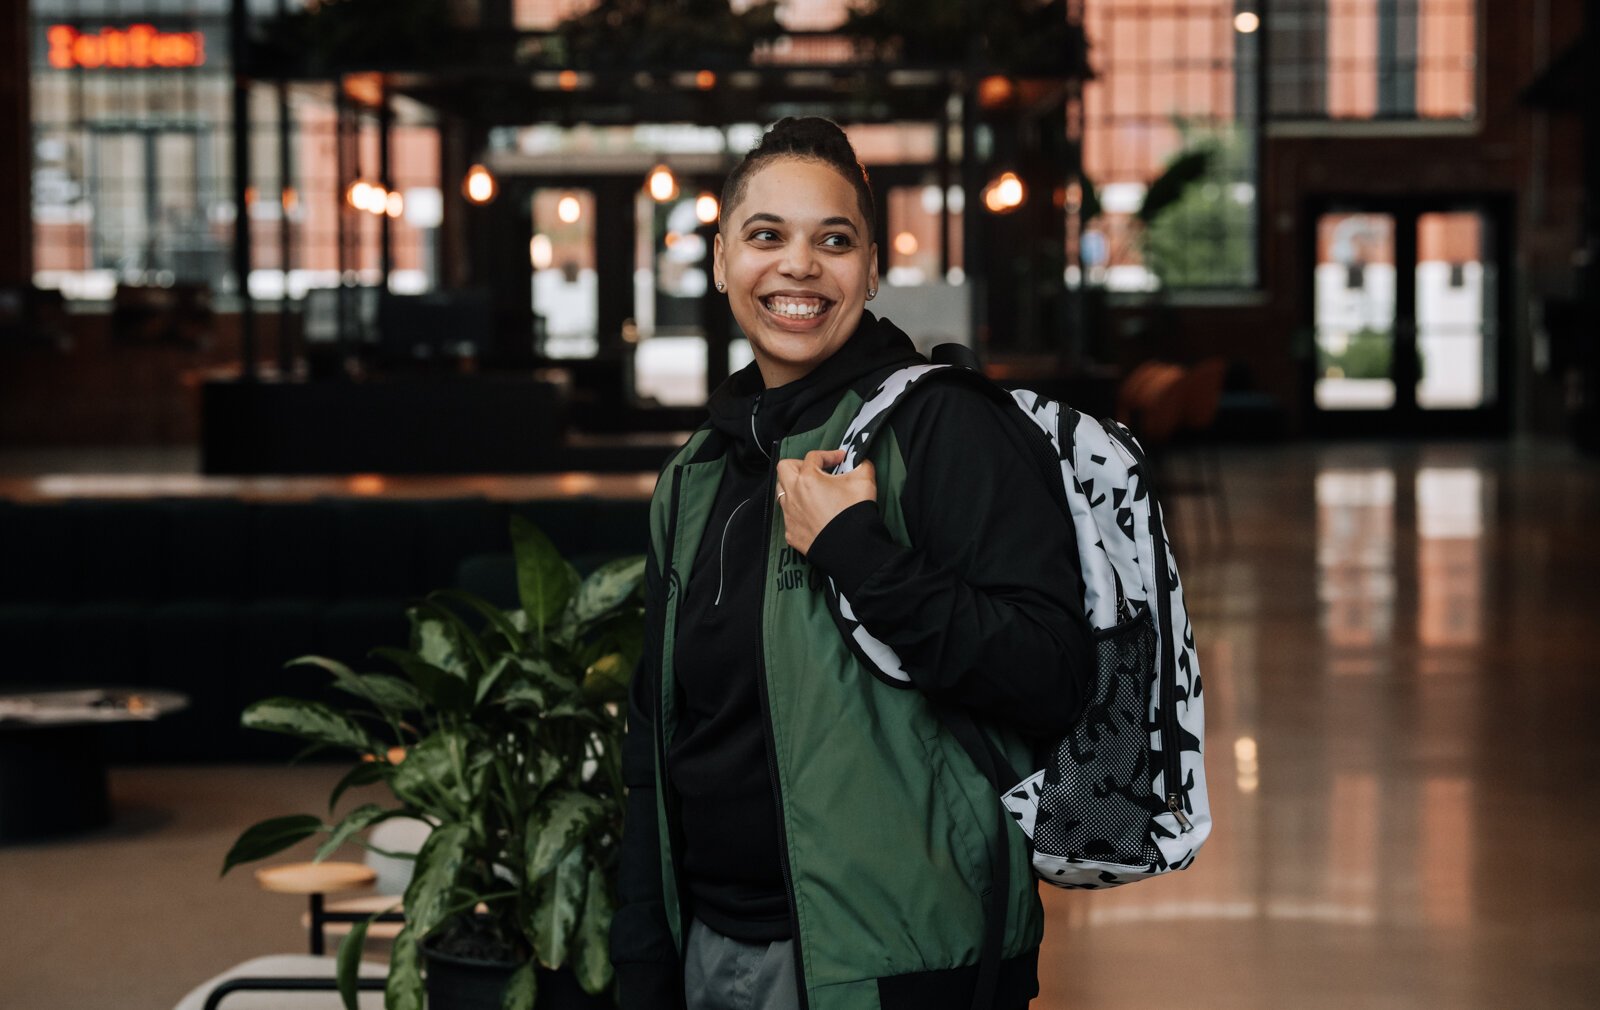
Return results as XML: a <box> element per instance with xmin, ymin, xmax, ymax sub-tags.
<box><xmin>347</xmin><ymin>180</ymin><xmax>373</xmax><ymax>210</ymax></box>
<box><xmin>557</xmin><ymin>193</ymin><xmax>582</xmax><ymax>224</ymax></box>
<box><xmin>647</xmin><ymin>163</ymin><xmax>678</xmax><ymax>202</ymax></box>
<box><xmin>694</xmin><ymin>192</ymin><xmax>719</xmax><ymax>225</ymax></box>
<box><xmin>385</xmin><ymin>190</ymin><xmax>405</xmax><ymax>218</ymax></box>
<box><xmin>463</xmin><ymin>164</ymin><xmax>498</xmax><ymax>205</ymax></box>
<box><xmin>983</xmin><ymin>171</ymin><xmax>1026</xmax><ymax>213</ymax></box>
<box><xmin>530</xmin><ymin>234</ymin><xmax>554</xmax><ymax>270</ymax></box>
<box><xmin>366</xmin><ymin>184</ymin><xmax>390</xmax><ymax>215</ymax></box>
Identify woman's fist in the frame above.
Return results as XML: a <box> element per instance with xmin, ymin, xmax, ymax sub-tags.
<box><xmin>774</xmin><ymin>448</ymin><xmax>877</xmax><ymax>556</ymax></box>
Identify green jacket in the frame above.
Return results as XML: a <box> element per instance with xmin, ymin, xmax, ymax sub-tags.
<box><xmin>611</xmin><ymin>319</ymin><xmax>1088</xmax><ymax>1010</ymax></box>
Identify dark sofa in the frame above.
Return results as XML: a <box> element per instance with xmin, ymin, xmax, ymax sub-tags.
<box><xmin>0</xmin><ymin>496</ymin><xmax>649</xmax><ymax>762</ymax></box>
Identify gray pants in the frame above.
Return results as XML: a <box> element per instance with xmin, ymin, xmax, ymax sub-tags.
<box><xmin>684</xmin><ymin>918</ymin><xmax>801</xmax><ymax>1010</ymax></box>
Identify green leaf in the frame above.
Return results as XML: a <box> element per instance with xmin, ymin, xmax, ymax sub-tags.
<box><xmin>335</xmin><ymin>911</ymin><xmax>372</xmax><ymax>1010</ymax></box>
<box><xmin>572</xmin><ymin>555</ymin><xmax>646</xmax><ymax>623</ymax></box>
<box><xmin>328</xmin><ymin>760</ymin><xmax>389</xmax><ymax>813</ymax></box>
<box><xmin>415</xmin><ymin>616</ymin><xmax>467</xmax><ymax>673</ymax></box>
<box><xmin>391</xmin><ymin>732</ymin><xmax>469</xmax><ymax>812</ymax></box>
<box><xmin>501</xmin><ymin>960</ymin><xmax>537</xmax><ymax>1010</ymax></box>
<box><xmin>526</xmin><ymin>791</ymin><xmax>604</xmax><ymax>881</ymax></box>
<box><xmin>524</xmin><ymin>750</ymin><xmax>566</xmax><ymax>794</ymax></box>
<box><xmin>315</xmin><ymin>803</ymin><xmax>394</xmax><ymax>863</ymax></box>
<box><xmin>512</xmin><ymin>656</ymin><xmax>581</xmax><ymax>700</ymax></box>
<box><xmin>499</xmin><ymin>680</ymin><xmax>550</xmax><ymax>713</ymax></box>
<box><xmin>528</xmin><ymin>844</ymin><xmax>586</xmax><ymax>969</ymax></box>
<box><xmin>285</xmin><ymin>654</ymin><xmax>362</xmax><ymax>689</ymax></box>
<box><xmin>371</xmin><ymin>646</ymin><xmax>471</xmax><ymax>712</ymax></box>
<box><xmin>573</xmin><ymin>864</ymin><xmax>616</xmax><ymax>995</ymax></box>
<box><xmin>1137</xmin><ymin>145</ymin><xmax>1216</xmax><ymax>224</ymax></box>
<box><xmin>414</xmin><ymin>599</ymin><xmax>492</xmax><ymax>676</ymax></box>
<box><xmin>475</xmin><ymin>655</ymin><xmax>516</xmax><ymax>706</ymax></box>
<box><xmin>329</xmin><ymin>672</ymin><xmax>427</xmax><ymax>714</ymax></box>
<box><xmin>572</xmin><ymin>608</ymin><xmax>645</xmax><ymax>671</ymax></box>
<box><xmin>221</xmin><ymin>814</ymin><xmax>323</xmax><ymax>875</ymax></box>
<box><xmin>242</xmin><ymin>698</ymin><xmax>381</xmax><ymax>755</ymax></box>
<box><xmin>402</xmin><ymin>821</ymin><xmax>471</xmax><ymax>938</ymax></box>
<box><xmin>511</xmin><ymin>516</ymin><xmax>579</xmax><ymax>638</ymax></box>
<box><xmin>582</xmin><ymin>653</ymin><xmax>632</xmax><ymax>704</ymax></box>
<box><xmin>541</xmin><ymin>702</ymin><xmax>605</xmax><ymax>727</ymax></box>
<box><xmin>429</xmin><ymin>587</ymin><xmax>525</xmax><ymax>653</ymax></box>
<box><xmin>386</xmin><ymin>925</ymin><xmax>425</xmax><ymax>1010</ymax></box>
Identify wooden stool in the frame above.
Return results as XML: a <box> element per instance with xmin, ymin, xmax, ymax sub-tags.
<box><xmin>255</xmin><ymin>862</ymin><xmax>378</xmax><ymax>956</ymax></box>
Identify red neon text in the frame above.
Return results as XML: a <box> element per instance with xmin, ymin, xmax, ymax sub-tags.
<box><xmin>47</xmin><ymin>24</ymin><xmax>207</xmax><ymax>70</ymax></box>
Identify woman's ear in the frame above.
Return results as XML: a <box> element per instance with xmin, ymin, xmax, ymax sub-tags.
<box><xmin>712</xmin><ymin>232</ymin><xmax>726</xmax><ymax>291</ymax></box>
<box><xmin>868</xmin><ymin>243</ymin><xmax>880</xmax><ymax>294</ymax></box>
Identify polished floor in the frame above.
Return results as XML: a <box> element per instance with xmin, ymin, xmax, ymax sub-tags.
<box><xmin>2</xmin><ymin>439</ymin><xmax>1598</xmax><ymax>1009</ymax></box>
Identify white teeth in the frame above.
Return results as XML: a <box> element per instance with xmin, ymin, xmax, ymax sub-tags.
<box><xmin>764</xmin><ymin>296</ymin><xmax>827</xmax><ymax>320</ymax></box>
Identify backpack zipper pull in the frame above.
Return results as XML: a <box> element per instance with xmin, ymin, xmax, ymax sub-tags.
<box><xmin>1168</xmin><ymin>793</ymin><xmax>1193</xmax><ymax>833</ymax></box>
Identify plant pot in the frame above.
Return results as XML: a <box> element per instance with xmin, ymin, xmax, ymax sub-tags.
<box><xmin>422</xmin><ymin>943</ymin><xmax>616</xmax><ymax>1010</ymax></box>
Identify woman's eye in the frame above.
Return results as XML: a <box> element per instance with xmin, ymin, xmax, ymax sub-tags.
<box><xmin>821</xmin><ymin>234</ymin><xmax>853</xmax><ymax>248</ymax></box>
<box><xmin>750</xmin><ymin>229</ymin><xmax>779</xmax><ymax>242</ymax></box>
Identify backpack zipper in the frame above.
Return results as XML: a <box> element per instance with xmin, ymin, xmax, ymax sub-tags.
<box><xmin>1103</xmin><ymin>422</ymin><xmax>1191</xmax><ymax>834</ymax></box>
<box><xmin>1147</xmin><ymin>498</ymin><xmax>1193</xmax><ymax>833</ymax></box>
<box><xmin>753</xmin><ymin>436</ymin><xmax>811</xmax><ymax>1009</ymax></box>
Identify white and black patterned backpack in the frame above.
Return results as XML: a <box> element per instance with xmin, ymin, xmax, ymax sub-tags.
<box><xmin>825</xmin><ymin>350</ymin><xmax>1211</xmax><ymax>894</ymax></box>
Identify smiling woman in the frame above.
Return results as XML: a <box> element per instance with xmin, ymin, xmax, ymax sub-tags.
<box><xmin>712</xmin><ymin>118</ymin><xmax>880</xmax><ymax>388</ymax></box>
<box><xmin>612</xmin><ymin>117</ymin><xmax>1091</xmax><ymax>1010</ymax></box>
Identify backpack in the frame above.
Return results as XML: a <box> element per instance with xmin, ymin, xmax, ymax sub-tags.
<box><xmin>825</xmin><ymin>351</ymin><xmax>1211</xmax><ymax>894</ymax></box>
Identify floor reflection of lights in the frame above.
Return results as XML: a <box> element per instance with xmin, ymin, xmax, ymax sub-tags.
<box><xmin>1035</xmin><ymin>442</ymin><xmax>1600</xmax><ymax>1010</ymax></box>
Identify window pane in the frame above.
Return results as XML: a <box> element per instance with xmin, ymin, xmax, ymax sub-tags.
<box><xmin>1267</xmin><ymin>0</ymin><xmax>1476</xmax><ymax>121</ymax></box>
<box><xmin>1079</xmin><ymin>0</ymin><xmax>1258</xmax><ymax>291</ymax></box>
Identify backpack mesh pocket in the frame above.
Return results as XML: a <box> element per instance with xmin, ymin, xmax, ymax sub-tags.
<box><xmin>1032</xmin><ymin>614</ymin><xmax>1162</xmax><ymax>868</ymax></box>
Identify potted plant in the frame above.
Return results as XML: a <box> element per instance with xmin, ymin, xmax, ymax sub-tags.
<box><xmin>222</xmin><ymin>517</ymin><xmax>644</xmax><ymax>1010</ymax></box>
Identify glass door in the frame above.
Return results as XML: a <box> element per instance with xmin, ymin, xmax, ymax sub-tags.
<box><xmin>1314</xmin><ymin>211</ymin><xmax>1398</xmax><ymax>411</ymax></box>
<box><xmin>1414</xmin><ymin>211</ymin><xmax>1496</xmax><ymax>411</ymax></box>
<box><xmin>1307</xmin><ymin>197</ymin><xmax>1508</xmax><ymax>434</ymax></box>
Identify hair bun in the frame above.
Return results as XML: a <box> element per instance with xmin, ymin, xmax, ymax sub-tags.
<box><xmin>719</xmin><ymin>117</ymin><xmax>876</xmax><ymax>235</ymax></box>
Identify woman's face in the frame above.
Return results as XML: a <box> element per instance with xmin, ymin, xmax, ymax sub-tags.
<box><xmin>714</xmin><ymin>157</ymin><xmax>878</xmax><ymax>388</ymax></box>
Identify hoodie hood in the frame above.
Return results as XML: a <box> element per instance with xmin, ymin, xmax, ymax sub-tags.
<box><xmin>704</xmin><ymin>312</ymin><xmax>925</xmax><ymax>468</ymax></box>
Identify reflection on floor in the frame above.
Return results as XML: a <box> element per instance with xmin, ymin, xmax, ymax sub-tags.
<box><xmin>1</xmin><ymin>440</ymin><xmax>1598</xmax><ymax>1009</ymax></box>
<box><xmin>1037</xmin><ymin>439</ymin><xmax>1600</xmax><ymax>1009</ymax></box>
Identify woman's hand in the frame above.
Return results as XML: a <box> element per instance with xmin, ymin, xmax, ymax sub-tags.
<box><xmin>775</xmin><ymin>449</ymin><xmax>877</xmax><ymax>556</ymax></box>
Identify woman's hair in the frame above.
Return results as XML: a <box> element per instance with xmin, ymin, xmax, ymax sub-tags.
<box><xmin>719</xmin><ymin>117</ymin><xmax>875</xmax><ymax>237</ymax></box>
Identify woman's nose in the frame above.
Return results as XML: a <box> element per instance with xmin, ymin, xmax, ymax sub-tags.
<box><xmin>779</xmin><ymin>239</ymin><xmax>819</xmax><ymax>278</ymax></box>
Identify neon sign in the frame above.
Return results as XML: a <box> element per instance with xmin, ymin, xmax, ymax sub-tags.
<box><xmin>47</xmin><ymin>24</ymin><xmax>207</xmax><ymax>70</ymax></box>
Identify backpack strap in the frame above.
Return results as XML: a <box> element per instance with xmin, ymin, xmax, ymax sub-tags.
<box><xmin>828</xmin><ymin>346</ymin><xmax>1033</xmax><ymax>1010</ymax></box>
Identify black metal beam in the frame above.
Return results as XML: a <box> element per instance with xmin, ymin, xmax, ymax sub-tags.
<box><xmin>231</xmin><ymin>0</ymin><xmax>256</xmax><ymax>379</ymax></box>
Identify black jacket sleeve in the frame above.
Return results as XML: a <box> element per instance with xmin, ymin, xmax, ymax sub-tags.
<box><xmin>804</xmin><ymin>381</ymin><xmax>1090</xmax><ymax>738</ymax></box>
<box><xmin>609</xmin><ymin>542</ymin><xmax>687</xmax><ymax>1009</ymax></box>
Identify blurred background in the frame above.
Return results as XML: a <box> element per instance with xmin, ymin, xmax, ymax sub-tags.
<box><xmin>0</xmin><ymin>1</ymin><xmax>1596</xmax><ymax>1008</ymax></box>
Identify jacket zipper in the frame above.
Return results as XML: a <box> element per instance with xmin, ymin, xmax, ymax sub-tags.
<box><xmin>713</xmin><ymin>498</ymin><xmax>752</xmax><ymax>607</ymax></box>
<box><xmin>751</xmin><ymin>392</ymin><xmax>770</xmax><ymax>460</ymax></box>
<box><xmin>753</xmin><ymin>435</ymin><xmax>811</xmax><ymax>1009</ymax></box>
<box><xmin>1103</xmin><ymin>422</ymin><xmax>1191</xmax><ymax>833</ymax></box>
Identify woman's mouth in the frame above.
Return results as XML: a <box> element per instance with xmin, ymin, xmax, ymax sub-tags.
<box><xmin>760</xmin><ymin>294</ymin><xmax>833</xmax><ymax>322</ymax></box>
